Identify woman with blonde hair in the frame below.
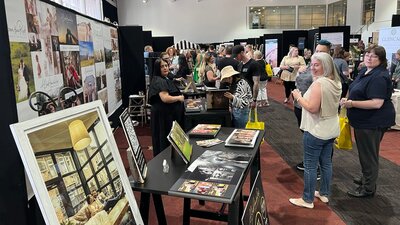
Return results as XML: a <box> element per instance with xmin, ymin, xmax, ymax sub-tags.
<box><xmin>280</xmin><ymin>46</ymin><xmax>306</xmax><ymax>103</ymax></box>
<box><xmin>290</xmin><ymin>52</ymin><xmax>342</xmax><ymax>208</ymax></box>
<box><xmin>199</xmin><ymin>52</ymin><xmax>218</xmax><ymax>87</ymax></box>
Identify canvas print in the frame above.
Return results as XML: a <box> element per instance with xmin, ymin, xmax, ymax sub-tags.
<box><xmin>77</xmin><ymin>15</ymin><xmax>93</xmax><ymax>42</ymax></box>
<box><xmin>39</xmin><ymin>2</ymin><xmax>58</xmax><ymax>37</ymax></box>
<box><xmin>60</xmin><ymin>49</ymin><xmax>82</xmax><ymax>90</ymax></box>
<box><xmin>57</xmin><ymin>7</ymin><xmax>78</xmax><ymax>45</ymax></box>
<box><xmin>79</xmin><ymin>41</ymin><xmax>95</xmax><ymax>67</ymax></box>
<box><xmin>11</xmin><ymin>42</ymin><xmax>35</xmax><ymax>102</ymax></box>
<box><xmin>10</xmin><ymin>101</ymin><xmax>143</xmax><ymax>225</ymax></box>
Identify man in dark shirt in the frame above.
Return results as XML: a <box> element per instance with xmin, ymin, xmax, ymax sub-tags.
<box><xmin>217</xmin><ymin>45</ymin><xmax>240</xmax><ymax>71</ymax></box>
<box><xmin>232</xmin><ymin>45</ymin><xmax>260</xmax><ymax>108</ymax></box>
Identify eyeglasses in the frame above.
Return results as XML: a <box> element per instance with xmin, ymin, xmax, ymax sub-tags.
<box><xmin>364</xmin><ymin>54</ymin><xmax>379</xmax><ymax>59</ymax></box>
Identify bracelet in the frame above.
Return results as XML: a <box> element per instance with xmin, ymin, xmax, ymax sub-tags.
<box><xmin>349</xmin><ymin>100</ymin><xmax>353</xmax><ymax>108</ymax></box>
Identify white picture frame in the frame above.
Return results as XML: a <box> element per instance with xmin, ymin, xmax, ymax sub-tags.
<box><xmin>10</xmin><ymin>100</ymin><xmax>143</xmax><ymax>225</ymax></box>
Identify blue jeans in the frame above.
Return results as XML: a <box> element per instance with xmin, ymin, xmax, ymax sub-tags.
<box><xmin>232</xmin><ymin>107</ymin><xmax>249</xmax><ymax>128</ymax></box>
<box><xmin>302</xmin><ymin>132</ymin><xmax>334</xmax><ymax>203</ymax></box>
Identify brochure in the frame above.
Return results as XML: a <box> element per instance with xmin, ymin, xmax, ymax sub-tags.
<box><xmin>189</xmin><ymin>124</ymin><xmax>221</xmax><ymax>138</ymax></box>
<box><xmin>225</xmin><ymin>129</ymin><xmax>260</xmax><ymax>148</ymax></box>
<box><xmin>167</xmin><ymin>121</ymin><xmax>192</xmax><ymax>164</ymax></box>
<box><xmin>196</xmin><ymin>138</ymin><xmax>224</xmax><ymax>147</ymax></box>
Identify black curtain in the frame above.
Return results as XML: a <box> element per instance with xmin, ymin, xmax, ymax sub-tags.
<box><xmin>102</xmin><ymin>0</ymin><xmax>118</xmax><ymax>23</ymax></box>
<box><xmin>119</xmin><ymin>26</ymin><xmax>146</xmax><ymax>108</ymax></box>
<box><xmin>0</xmin><ymin>0</ymin><xmax>29</xmax><ymax>224</ymax></box>
<box><xmin>152</xmin><ymin>36</ymin><xmax>174</xmax><ymax>52</ymax></box>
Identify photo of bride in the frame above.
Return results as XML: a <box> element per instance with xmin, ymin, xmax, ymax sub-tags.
<box><xmin>17</xmin><ymin>59</ymin><xmax>29</xmax><ymax>101</ymax></box>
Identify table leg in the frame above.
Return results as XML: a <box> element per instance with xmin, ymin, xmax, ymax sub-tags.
<box><xmin>183</xmin><ymin>198</ymin><xmax>191</xmax><ymax>225</ymax></box>
<box><xmin>139</xmin><ymin>192</ymin><xmax>150</xmax><ymax>225</ymax></box>
<box><xmin>152</xmin><ymin>194</ymin><xmax>167</xmax><ymax>225</ymax></box>
<box><xmin>251</xmin><ymin>148</ymin><xmax>261</xmax><ymax>185</ymax></box>
<box><xmin>228</xmin><ymin>197</ymin><xmax>240</xmax><ymax>225</ymax></box>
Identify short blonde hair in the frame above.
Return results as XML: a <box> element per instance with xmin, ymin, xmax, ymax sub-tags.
<box><xmin>253</xmin><ymin>50</ymin><xmax>263</xmax><ymax>60</ymax></box>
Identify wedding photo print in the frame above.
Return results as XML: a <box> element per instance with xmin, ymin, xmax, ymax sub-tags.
<box><xmin>10</xmin><ymin>101</ymin><xmax>143</xmax><ymax>225</ymax></box>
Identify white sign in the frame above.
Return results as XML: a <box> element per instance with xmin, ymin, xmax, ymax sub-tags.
<box><xmin>321</xmin><ymin>32</ymin><xmax>344</xmax><ymax>48</ymax></box>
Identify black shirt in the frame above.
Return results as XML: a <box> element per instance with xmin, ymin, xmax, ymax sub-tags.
<box><xmin>217</xmin><ymin>56</ymin><xmax>240</xmax><ymax>71</ymax></box>
<box><xmin>347</xmin><ymin>66</ymin><xmax>395</xmax><ymax>129</ymax></box>
<box><xmin>255</xmin><ymin>59</ymin><xmax>268</xmax><ymax>81</ymax></box>
<box><xmin>238</xmin><ymin>58</ymin><xmax>260</xmax><ymax>89</ymax></box>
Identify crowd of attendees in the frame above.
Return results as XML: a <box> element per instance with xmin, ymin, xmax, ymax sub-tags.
<box><xmin>145</xmin><ymin>42</ymin><xmax>399</xmax><ymax>208</ymax></box>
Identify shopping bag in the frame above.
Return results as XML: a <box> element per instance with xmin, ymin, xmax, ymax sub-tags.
<box><xmin>265</xmin><ymin>63</ymin><xmax>273</xmax><ymax>77</ymax></box>
<box><xmin>246</xmin><ymin>107</ymin><xmax>265</xmax><ymax>131</ymax></box>
<box><xmin>334</xmin><ymin>108</ymin><xmax>352</xmax><ymax>150</ymax></box>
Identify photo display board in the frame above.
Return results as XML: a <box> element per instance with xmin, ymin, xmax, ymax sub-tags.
<box><xmin>5</xmin><ymin>0</ymin><xmax>121</xmax><ymax>122</ymax></box>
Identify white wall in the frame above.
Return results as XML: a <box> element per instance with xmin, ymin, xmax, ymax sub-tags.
<box><xmin>117</xmin><ymin>0</ymin><xmax>398</xmax><ymax>44</ymax></box>
<box><xmin>117</xmin><ymin>0</ymin><xmax>326</xmax><ymax>43</ymax></box>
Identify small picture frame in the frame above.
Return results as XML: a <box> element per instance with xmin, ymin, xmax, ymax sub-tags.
<box><xmin>10</xmin><ymin>100</ymin><xmax>143</xmax><ymax>225</ymax></box>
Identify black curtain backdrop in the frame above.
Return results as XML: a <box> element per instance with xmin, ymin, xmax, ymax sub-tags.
<box><xmin>233</xmin><ymin>38</ymin><xmax>248</xmax><ymax>46</ymax></box>
<box><xmin>152</xmin><ymin>36</ymin><xmax>174</xmax><ymax>52</ymax></box>
<box><xmin>119</xmin><ymin>26</ymin><xmax>146</xmax><ymax>109</ymax></box>
<box><xmin>102</xmin><ymin>0</ymin><xmax>118</xmax><ymax>23</ymax></box>
<box><xmin>282</xmin><ymin>30</ymin><xmax>308</xmax><ymax>56</ymax></box>
<box><xmin>318</xmin><ymin>26</ymin><xmax>351</xmax><ymax>51</ymax></box>
<box><xmin>308</xmin><ymin>28</ymin><xmax>319</xmax><ymax>52</ymax></box>
<box><xmin>143</xmin><ymin>30</ymin><xmax>153</xmax><ymax>47</ymax></box>
<box><xmin>0</xmin><ymin>0</ymin><xmax>29</xmax><ymax>225</ymax></box>
<box><xmin>392</xmin><ymin>14</ymin><xmax>400</xmax><ymax>27</ymax></box>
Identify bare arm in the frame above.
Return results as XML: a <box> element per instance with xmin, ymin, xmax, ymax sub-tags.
<box><xmin>206</xmin><ymin>70</ymin><xmax>217</xmax><ymax>82</ymax></box>
<box><xmin>292</xmin><ymin>82</ymin><xmax>321</xmax><ymax>114</ymax></box>
<box><xmin>342</xmin><ymin>98</ymin><xmax>384</xmax><ymax>109</ymax></box>
<box><xmin>159</xmin><ymin>91</ymin><xmax>184</xmax><ymax>103</ymax></box>
<box><xmin>252</xmin><ymin>75</ymin><xmax>260</xmax><ymax>99</ymax></box>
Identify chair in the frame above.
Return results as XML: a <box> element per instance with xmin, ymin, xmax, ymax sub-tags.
<box><xmin>128</xmin><ymin>94</ymin><xmax>146</xmax><ymax>126</ymax></box>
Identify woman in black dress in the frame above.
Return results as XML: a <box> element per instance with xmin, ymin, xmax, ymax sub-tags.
<box><xmin>148</xmin><ymin>58</ymin><xmax>185</xmax><ymax>157</ymax></box>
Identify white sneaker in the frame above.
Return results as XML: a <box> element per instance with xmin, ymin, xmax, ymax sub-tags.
<box><xmin>289</xmin><ymin>198</ymin><xmax>314</xmax><ymax>209</ymax></box>
<box><xmin>315</xmin><ymin>191</ymin><xmax>329</xmax><ymax>203</ymax></box>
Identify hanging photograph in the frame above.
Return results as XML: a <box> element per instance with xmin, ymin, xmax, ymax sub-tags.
<box><xmin>10</xmin><ymin>100</ymin><xmax>143</xmax><ymax>225</ymax></box>
<box><xmin>39</xmin><ymin>2</ymin><xmax>58</xmax><ymax>37</ymax></box>
<box><xmin>57</xmin><ymin>7</ymin><xmax>78</xmax><ymax>45</ymax></box>
<box><xmin>11</xmin><ymin>42</ymin><xmax>35</xmax><ymax>103</ymax></box>
<box><xmin>60</xmin><ymin>49</ymin><xmax>82</xmax><ymax>90</ymax></box>
<box><xmin>5</xmin><ymin>0</ymin><xmax>29</xmax><ymax>42</ymax></box>
<box><xmin>77</xmin><ymin>15</ymin><xmax>93</xmax><ymax>42</ymax></box>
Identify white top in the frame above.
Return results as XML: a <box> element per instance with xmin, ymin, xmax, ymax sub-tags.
<box><xmin>300</xmin><ymin>78</ymin><xmax>340</xmax><ymax>140</ymax></box>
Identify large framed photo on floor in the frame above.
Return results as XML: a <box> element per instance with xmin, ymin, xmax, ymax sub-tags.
<box><xmin>10</xmin><ymin>101</ymin><xmax>143</xmax><ymax>225</ymax></box>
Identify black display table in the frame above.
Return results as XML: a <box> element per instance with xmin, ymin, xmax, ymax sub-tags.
<box><xmin>184</xmin><ymin>110</ymin><xmax>232</xmax><ymax>131</ymax></box>
<box><xmin>130</xmin><ymin>127</ymin><xmax>264</xmax><ymax>225</ymax></box>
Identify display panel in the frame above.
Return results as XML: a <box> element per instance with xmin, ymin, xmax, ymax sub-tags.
<box><xmin>264</xmin><ymin>39</ymin><xmax>278</xmax><ymax>68</ymax></box>
<box><xmin>5</xmin><ymin>0</ymin><xmax>120</xmax><ymax>121</ymax></box>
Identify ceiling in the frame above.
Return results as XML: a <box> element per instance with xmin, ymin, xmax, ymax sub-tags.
<box><xmin>28</xmin><ymin>111</ymin><xmax>99</xmax><ymax>153</ymax></box>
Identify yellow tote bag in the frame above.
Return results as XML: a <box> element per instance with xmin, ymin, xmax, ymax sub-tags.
<box><xmin>246</xmin><ymin>107</ymin><xmax>265</xmax><ymax>130</ymax></box>
<box><xmin>265</xmin><ymin>63</ymin><xmax>273</xmax><ymax>77</ymax></box>
<box><xmin>334</xmin><ymin>108</ymin><xmax>353</xmax><ymax>150</ymax></box>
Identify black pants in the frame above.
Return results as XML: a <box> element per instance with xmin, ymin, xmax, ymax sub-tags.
<box><xmin>283</xmin><ymin>81</ymin><xmax>296</xmax><ymax>98</ymax></box>
<box><xmin>354</xmin><ymin>128</ymin><xmax>387</xmax><ymax>192</ymax></box>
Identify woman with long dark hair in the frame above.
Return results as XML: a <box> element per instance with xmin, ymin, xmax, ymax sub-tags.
<box><xmin>148</xmin><ymin>58</ymin><xmax>184</xmax><ymax>156</ymax></box>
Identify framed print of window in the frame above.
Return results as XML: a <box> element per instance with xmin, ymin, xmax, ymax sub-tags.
<box><xmin>10</xmin><ymin>100</ymin><xmax>143</xmax><ymax>225</ymax></box>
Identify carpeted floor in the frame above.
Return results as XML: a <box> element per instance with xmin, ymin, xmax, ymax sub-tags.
<box><xmin>114</xmin><ymin>78</ymin><xmax>400</xmax><ymax>225</ymax></box>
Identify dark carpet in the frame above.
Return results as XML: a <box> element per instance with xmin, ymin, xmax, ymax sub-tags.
<box><xmin>258</xmin><ymin>99</ymin><xmax>400</xmax><ymax>225</ymax></box>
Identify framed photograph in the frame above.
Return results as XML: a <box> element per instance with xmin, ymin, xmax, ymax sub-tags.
<box><xmin>225</xmin><ymin>129</ymin><xmax>260</xmax><ymax>148</ymax></box>
<box><xmin>10</xmin><ymin>100</ymin><xmax>143</xmax><ymax>225</ymax></box>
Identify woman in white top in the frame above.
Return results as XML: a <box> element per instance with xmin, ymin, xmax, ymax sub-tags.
<box><xmin>289</xmin><ymin>52</ymin><xmax>342</xmax><ymax>209</ymax></box>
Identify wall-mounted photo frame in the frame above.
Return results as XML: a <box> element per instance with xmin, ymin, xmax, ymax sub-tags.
<box><xmin>10</xmin><ymin>100</ymin><xmax>143</xmax><ymax>225</ymax></box>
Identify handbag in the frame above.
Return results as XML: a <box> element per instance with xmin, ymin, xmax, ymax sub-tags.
<box><xmin>246</xmin><ymin>107</ymin><xmax>265</xmax><ymax>131</ymax></box>
<box><xmin>334</xmin><ymin>108</ymin><xmax>352</xmax><ymax>150</ymax></box>
<box><xmin>265</xmin><ymin>63</ymin><xmax>273</xmax><ymax>77</ymax></box>
<box><xmin>285</xmin><ymin>66</ymin><xmax>294</xmax><ymax>73</ymax></box>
